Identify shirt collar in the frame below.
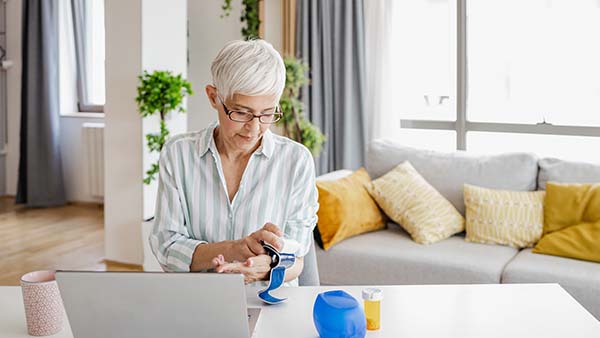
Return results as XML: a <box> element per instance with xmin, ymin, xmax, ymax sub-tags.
<box><xmin>255</xmin><ymin>129</ymin><xmax>274</xmax><ymax>159</ymax></box>
<box><xmin>198</xmin><ymin>122</ymin><xmax>218</xmax><ymax>157</ymax></box>
<box><xmin>197</xmin><ymin>122</ymin><xmax>274</xmax><ymax>159</ymax></box>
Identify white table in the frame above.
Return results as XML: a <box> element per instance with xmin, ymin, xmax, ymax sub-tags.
<box><xmin>1</xmin><ymin>283</ymin><xmax>599</xmax><ymax>337</ymax></box>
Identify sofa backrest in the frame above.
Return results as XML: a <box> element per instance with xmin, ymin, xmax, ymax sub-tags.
<box><xmin>538</xmin><ymin>158</ymin><xmax>600</xmax><ymax>190</ymax></box>
<box><xmin>366</xmin><ymin>139</ymin><xmax>538</xmax><ymax>215</ymax></box>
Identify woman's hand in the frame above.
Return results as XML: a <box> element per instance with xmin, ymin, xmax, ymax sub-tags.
<box><xmin>212</xmin><ymin>254</ymin><xmax>273</xmax><ymax>284</ymax></box>
<box><xmin>230</xmin><ymin>223</ymin><xmax>283</xmax><ymax>262</ymax></box>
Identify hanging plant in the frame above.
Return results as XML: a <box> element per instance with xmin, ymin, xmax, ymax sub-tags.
<box><xmin>220</xmin><ymin>1</ymin><xmax>326</xmax><ymax>156</ymax></box>
<box><xmin>221</xmin><ymin>0</ymin><xmax>261</xmax><ymax>39</ymax></box>
<box><xmin>135</xmin><ymin>70</ymin><xmax>193</xmax><ymax>184</ymax></box>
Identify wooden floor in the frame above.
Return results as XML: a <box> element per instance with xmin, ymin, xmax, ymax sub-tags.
<box><xmin>0</xmin><ymin>197</ymin><xmax>141</xmax><ymax>286</ymax></box>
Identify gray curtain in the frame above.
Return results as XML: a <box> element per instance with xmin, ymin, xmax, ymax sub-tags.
<box><xmin>17</xmin><ymin>0</ymin><xmax>66</xmax><ymax>207</ymax></box>
<box><xmin>296</xmin><ymin>0</ymin><xmax>367</xmax><ymax>174</ymax></box>
<box><xmin>71</xmin><ymin>0</ymin><xmax>101</xmax><ymax>112</ymax></box>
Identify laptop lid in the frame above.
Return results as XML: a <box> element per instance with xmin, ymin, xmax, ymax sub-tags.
<box><xmin>56</xmin><ymin>271</ymin><xmax>252</xmax><ymax>338</ymax></box>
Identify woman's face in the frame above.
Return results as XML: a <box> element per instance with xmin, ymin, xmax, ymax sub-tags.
<box><xmin>206</xmin><ymin>85</ymin><xmax>278</xmax><ymax>153</ymax></box>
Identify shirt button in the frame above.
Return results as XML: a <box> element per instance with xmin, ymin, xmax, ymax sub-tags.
<box><xmin>228</xmin><ymin>213</ymin><xmax>233</xmax><ymax>218</ymax></box>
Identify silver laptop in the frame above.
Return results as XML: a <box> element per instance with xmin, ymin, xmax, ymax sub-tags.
<box><xmin>56</xmin><ymin>271</ymin><xmax>260</xmax><ymax>338</ymax></box>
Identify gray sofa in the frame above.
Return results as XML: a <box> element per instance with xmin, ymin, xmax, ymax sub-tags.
<box><xmin>315</xmin><ymin>139</ymin><xmax>600</xmax><ymax>320</ymax></box>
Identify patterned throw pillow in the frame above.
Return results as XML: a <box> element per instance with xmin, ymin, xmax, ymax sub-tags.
<box><xmin>368</xmin><ymin>161</ymin><xmax>464</xmax><ymax>244</ymax></box>
<box><xmin>464</xmin><ymin>184</ymin><xmax>545</xmax><ymax>248</ymax></box>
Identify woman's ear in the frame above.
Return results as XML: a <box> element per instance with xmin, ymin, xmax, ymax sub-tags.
<box><xmin>205</xmin><ymin>85</ymin><xmax>219</xmax><ymax>109</ymax></box>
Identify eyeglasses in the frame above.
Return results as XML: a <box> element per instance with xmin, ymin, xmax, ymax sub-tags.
<box><xmin>218</xmin><ymin>96</ymin><xmax>283</xmax><ymax>124</ymax></box>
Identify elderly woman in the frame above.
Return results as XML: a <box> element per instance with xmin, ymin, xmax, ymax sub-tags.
<box><xmin>149</xmin><ymin>39</ymin><xmax>318</xmax><ymax>286</ymax></box>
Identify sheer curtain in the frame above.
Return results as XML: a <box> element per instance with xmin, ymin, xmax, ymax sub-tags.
<box><xmin>364</xmin><ymin>0</ymin><xmax>396</xmax><ymax>143</ymax></box>
<box><xmin>71</xmin><ymin>0</ymin><xmax>104</xmax><ymax>112</ymax></box>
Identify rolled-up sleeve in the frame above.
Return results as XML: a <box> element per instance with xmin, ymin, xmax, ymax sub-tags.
<box><xmin>283</xmin><ymin>148</ymin><xmax>319</xmax><ymax>258</ymax></box>
<box><xmin>149</xmin><ymin>147</ymin><xmax>206</xmax><ymax>272</ymax></box>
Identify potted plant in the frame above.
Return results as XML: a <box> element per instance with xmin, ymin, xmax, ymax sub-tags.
<box><xmin>279</xmin><ymin>57</ymin><xmax>325</xmax><ymax>156</ymax></box>
<box><xmin>135</xmin><ymin>70</ymin><xmax>193</xmax><ymax>184</ymax></box>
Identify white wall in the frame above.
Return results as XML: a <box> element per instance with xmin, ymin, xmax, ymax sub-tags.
<box><xmin>141</xmin><ymin>0</ymin><xmax>188</xmax><ymax>220</ymax></box>
<box><xmin>263</xmin><ymin>0</ymin><xmax>282</xmax><ymax>52</ymax></box>
<box><xmin>60</xmin><ymin>116</ymin><xmax>104</xmax><ymax>203</ymax></box>
<box><xmin>104</xmin><ymin>0</ymin><xmax>144</xmax><ymax>264</ymax></box>
<box><xmin>187</xmin><ymin>0</ymin><xmax>243</xmax><ymax>131</ymax></box>
<box><xmin>5</xmin><ymin>0</ymin><xmax>22</xmax><ymax>196</ymax></box>
<box><xmin>187</xmin><ymin>0</ymin><xmax>283</xmax><ymax>132</ymax></box>
<box><xmin>104</xmin><ymin>0</ymin><xmax>187</xmax><ymax>265</ymax></box>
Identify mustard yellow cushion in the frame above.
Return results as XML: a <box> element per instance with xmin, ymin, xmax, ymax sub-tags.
<box><xmin>533</xmin><ymin>182</ymin><xmax>600</xmax><ymax>263</ymax></box>
<box><xmin>367</xmin><ymin>161</ymin><xmax>464</xmax><ymax>244</ymax></box>
<box><xmin>464</xmin><ymin>184</ymin><xmax>545</xmax><ymax>248</ymax></box>
<box><xmin>316</xmin><ymin>168</ymin><xmax>386</xmax><ymax>250</ymax></box>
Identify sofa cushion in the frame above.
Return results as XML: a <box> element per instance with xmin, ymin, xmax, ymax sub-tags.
<box><xmin>502</xmin><ymin>249</ymin><xmax>600</xmax><ymax>320</ymax></box>
<box><xmin>464</xmin><ymin>184</ymin><xmax>545</xmax><ymax>248</ymax></box>
<box><xmin>538</xmin><ymin>158</ymin><xmax>600</xmax><ymax>190</ymax></box>
<box><xmin>316</xmin><ymin>168</ymin><xmax>386</xmax><ymax>250</ymax></box>
<box><xmin>532</xmin><ymin>182</ymin><xmax>600</xmax><ymax>263</ymax></box>
<box><xmin>316</xmin><ymin>223</ymin><xmax>518</xmax><ymax>285</ymax></box>
<box><xmin>316</xmin><ymin>169</ymin><xmax>354</xmax><ymax>182</ymax></box>
<box><xmin>368</xmin><ymin>162</ymin><xmax>464</xmax><ymax>244</ymax></box>
<box><xmin>367</xmin><ymin>139</ymin><xmax>538</xmax><ymax>214</ymax></box>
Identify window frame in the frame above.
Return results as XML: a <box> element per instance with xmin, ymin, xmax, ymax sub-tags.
<box><xmin>399</xmin><ymin>0</ymin><xmax>600</xmax><ymax>150</ymax></box>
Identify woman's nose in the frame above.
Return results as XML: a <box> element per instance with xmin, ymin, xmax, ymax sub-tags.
<box><xmin>245</xmin><ymin>117</ymin><xmax>261</xmax><ymax>131</ymax></box>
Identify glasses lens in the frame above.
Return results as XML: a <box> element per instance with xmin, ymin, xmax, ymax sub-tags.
<box><xmin>229</xmin><ymin>111</ymin><xmax>253</xmax><ymax>122</ymax></box>
<box><xmin>259</xmin><ymin>114</ymin><xmax>275</xmax><ymax>123</ymax></box>
<box><xmin>260</xmin><ymin>113</ymin><xmax>282</xmax><ymax>124</ymax></box>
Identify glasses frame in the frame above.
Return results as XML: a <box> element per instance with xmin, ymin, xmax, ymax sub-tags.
<box><xmin>218</xmin><ymin>96</ymin><xmax>283</xmax><ymax>124</ymax></box>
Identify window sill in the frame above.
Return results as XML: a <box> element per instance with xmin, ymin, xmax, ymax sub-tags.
<box><xmin>61</xmin><ymin>112</ymin><xmax>105</xmax><ymax>119</ymax></box>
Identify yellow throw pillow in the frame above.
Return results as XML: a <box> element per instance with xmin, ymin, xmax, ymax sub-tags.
<box><xmin>316</xmin><ymin>168</ymin><xmax>386</xmax><ymax>250</ymax></box>
<box><xmin>367</xmin><ymin>161</ymin><xmax>464</xmax><ymax>244</ymax></box>
<box><xmin>533</xmin><ymin>182</ymin><xmax>600</xmax><ymax>263</ymax></box>
<box><xmin>464</xmin><ymin>184</ymin><xmax>545</xmax><ymax>248</ymax></box>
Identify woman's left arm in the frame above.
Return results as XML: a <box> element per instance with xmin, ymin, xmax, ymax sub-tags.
<box><xmin>280</xmin><ymin>146</ymin><xmax>319</xmax><ymax>277</ymax></box>
<box><xmin>283</xmin><ymin>257</ymin><xmax>304</xmax><ymax>282</ymax></box>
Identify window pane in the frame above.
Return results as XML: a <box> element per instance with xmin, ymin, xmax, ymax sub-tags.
<box><xmin>467</xmin><ymin>132</ymin><xmax>600</xmax><ymax>164</ymax></box>
<box><xmin>393</xmin><ymin>129</ymin><xmax>457</xmax><ymax>152</ymax></box>
<box><xmin>467</xmin><ymin>0</ymin><xmax>600</xmax><ymax>127</ymax></box>
<box><xmin>390</xmin><ymin>0</ymin><xmax>456</xmax><ymax>121</ymax></box>
<box><xmin>89</xmin><ymin>0</ymin><xmax>105</xmax><ymax>105</ymax></box>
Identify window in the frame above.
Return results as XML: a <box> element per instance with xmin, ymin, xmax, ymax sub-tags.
<box><xmin>468</xmin><ymin>0</ymin><xmax>600</xmax><ymax>127</ymax></box>
<box><xmin>60</xmin><ymin>0</ymin><xmax>105</xmax><ymax>113</ymax></box>
<box><xmin>389</xmin><ymin>0</ymin><xmax>600</xmax><ymax>163</ymax></box>
<box><xmin>87</xmin><ymin>0</ymin><xmax>105</xmax><ymax>106</ymax></box>
<box><xmin>390</xmin><ymin>0</ymin><xmax>456</xmax><ymax>122</ymax></box>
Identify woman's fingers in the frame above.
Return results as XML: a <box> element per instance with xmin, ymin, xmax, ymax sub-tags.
<box><xmin>216</xmin><ymin>261</ymin><xmax>244</xmax><ymax>273</ymax></box>
<box><xmin>252</xmin><ymin>230</ymin><xmax>283</xmax><ymax>251</ymax></box>
<box><xmin>211</xmin><ymin>254</ymin><xmax>225</xmax><ymax>268</ymax></box>
<box><xmin>262</xmin><ymin>222</ymin><xmax>283</xmax><ymax>237</ymax></box>
<box><xmin>245</xmin><ymin>254</ymin><xmax>271</xmax><ymax>268</ymax></box>
<box><xmin>246</xmin><ymin>237</ymin><xmax>266</xmax><ymax>255</ymax></box>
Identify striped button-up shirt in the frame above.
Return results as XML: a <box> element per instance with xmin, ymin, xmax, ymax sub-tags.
<box><xmin>149</xmin><ymin>122</ymin><xmax>318</xmax><ymax>285</ymax></box>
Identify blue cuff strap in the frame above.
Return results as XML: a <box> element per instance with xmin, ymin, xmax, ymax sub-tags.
<box><xmin>257</xmin><ymin>242</ymin><xmax>296</xmax><ymax>304</ymax></box>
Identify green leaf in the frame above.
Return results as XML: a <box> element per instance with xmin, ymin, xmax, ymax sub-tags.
<box><xmin>137</xmin><ymin>70</ymin><xmax>194</xmax><ymax>184</ymax></box>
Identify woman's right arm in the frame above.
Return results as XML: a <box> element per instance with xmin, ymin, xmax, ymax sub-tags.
<box><xmin>190</xmin><ymin>223</ymin><xmax>284</xmax><ymax>271</ymax></box>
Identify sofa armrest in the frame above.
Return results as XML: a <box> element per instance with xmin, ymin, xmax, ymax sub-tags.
<box><xmin>316</xmin><ymin>169</ymin><xmax>354</xmax><ymax>182</ymax></box>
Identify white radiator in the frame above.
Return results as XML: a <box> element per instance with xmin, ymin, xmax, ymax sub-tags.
<box><xmin>82</xmin><ymin>122</ymin><xmax>105</xmax><ymax>199</ymax></box>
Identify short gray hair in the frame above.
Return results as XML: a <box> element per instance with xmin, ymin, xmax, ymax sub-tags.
<box><xmin>211</xmin><ymin>39</ymin><xmax>286</xmax><ymax>102</ymax></box>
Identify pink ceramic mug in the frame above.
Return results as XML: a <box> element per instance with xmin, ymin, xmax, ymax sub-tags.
<box><xmin>20</xmin><ymin>270</ymin><xmax>64</xmax><ymax>336</ymax></box>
